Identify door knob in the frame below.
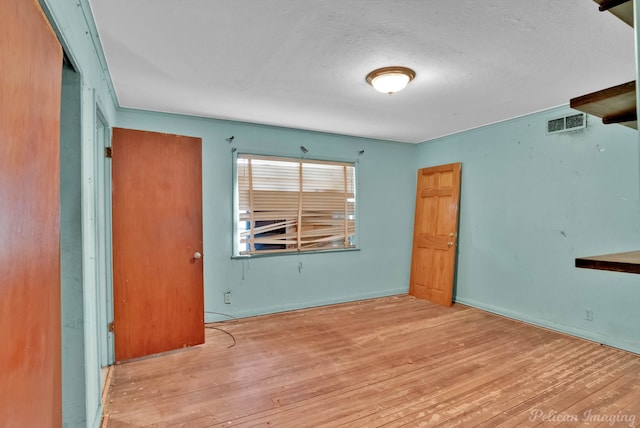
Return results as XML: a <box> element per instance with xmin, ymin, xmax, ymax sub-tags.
<box><xmin>193</xmin><ymin>252</ymin><xmax>202</xmax><ymax>259</ymax></box>
<box><xmin>447</xmin><ymin>242</ymin><xmax>453</xmax><ymax>247</ymax></box>
<box><xmin>449</xmin><ymin>233</ymin><xmax>456</xmax><ymax>238</ymax></box>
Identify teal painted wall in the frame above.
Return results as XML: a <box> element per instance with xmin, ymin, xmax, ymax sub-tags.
<box><xmin>115</xmin><ymin>110</ymin><xmax>416</xmax><ymax>321</ymax></box>
<box><xmin>417</xmin><ymin>106</ymin><xmax>640</xmax><ymax>354</ymax></box>
<box><xmin>60</xmin><ymin>63</ymin><xmax>86</xmax><ymax>428</ymax></box>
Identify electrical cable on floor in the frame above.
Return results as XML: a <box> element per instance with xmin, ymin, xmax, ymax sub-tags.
<box><xmin>204</xmin><ymin>311</ymin><xmax>238</xmax><ymax>348</ymax></box>
<box><xmin>204</xmin><ymin>325</ymin><xmax>236</xmax><ymax>348</ymax></box>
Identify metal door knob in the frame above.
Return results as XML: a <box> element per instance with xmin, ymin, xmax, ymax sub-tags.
<box><xmin>447</xmin><ymin>242</ymin><xmax>453</xmax><ymax>247</ymax></box>
<box><xmin>193</xmin><ymin>252</ymin><xmax>202</xmax><ymax>259</ymax></box>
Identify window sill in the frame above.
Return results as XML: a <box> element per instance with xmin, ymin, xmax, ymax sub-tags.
<box><xmin>232</xmin><ymin>247</ymin><xmax>360</xmax><ymax>260</ymax></box>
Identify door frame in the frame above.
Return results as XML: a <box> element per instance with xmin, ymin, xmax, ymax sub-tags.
<box><xmin>79</xmin><ymin>85</ymin><xmax>103</xmax><ymax>425</ymax></box>
<box><xmin>95</xmin><ymin>107</ymin><xmax>115</xmax><ymax>366</ymax></box>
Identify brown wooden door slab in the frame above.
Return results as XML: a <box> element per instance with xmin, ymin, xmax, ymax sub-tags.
<box><xmin>409</xmin><ymin>163</ymin><xmax>462</xmax><ymax>307</ymax></box>
<box><xmin>0</xmin><ymin>0</ymin><xmax>62</xmax><ymax>425</ymax></box>
<box><xmin>112</xmin><ymin>128</ymin><xmax>204</xmax><ymax>361</ymax></box>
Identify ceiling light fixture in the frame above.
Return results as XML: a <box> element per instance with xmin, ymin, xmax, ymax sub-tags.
<box><xmin>366</xmin><ymin>66</ymin><xmax>416</xmax><ymax>94</ymax></box>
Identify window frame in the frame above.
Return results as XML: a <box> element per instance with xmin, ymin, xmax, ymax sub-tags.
<box><xmin>232</xmin><ymin>150</ymin><xmax>359</xmax><ymax>258</ymax></box>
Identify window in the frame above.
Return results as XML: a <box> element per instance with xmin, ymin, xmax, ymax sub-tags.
<box><xmin>235</xmin><ymin>154</ymin><xmax>356</xmax><ymax>255</ymax></box>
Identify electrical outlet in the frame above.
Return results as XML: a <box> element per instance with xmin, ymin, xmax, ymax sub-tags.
<box><xmin>224</xmin><ymin>292</ymin><xmax>231</xmax><ymax>304</ymax></box>
<box><xmin>585</xmin><ymin>309</ymin><xmax>593</xmax><ymax>321</ymax></box>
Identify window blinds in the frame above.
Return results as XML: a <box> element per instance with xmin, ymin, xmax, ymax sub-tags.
<box><xmin>237</xmin><ymin>154</ymin><xmax>356</xmax><ymax>255</ymax></box>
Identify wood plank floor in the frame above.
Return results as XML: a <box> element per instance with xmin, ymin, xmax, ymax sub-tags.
<box><xmin>103</xmin><ymin>295</ymin><xmax>640</xmax><ymax>427</ymax></box>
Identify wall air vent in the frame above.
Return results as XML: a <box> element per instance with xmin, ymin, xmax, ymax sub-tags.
<box><xmin>546</xmin><ymin>113</ymin><xmax>587</xmax><ymax>135</ymax></box>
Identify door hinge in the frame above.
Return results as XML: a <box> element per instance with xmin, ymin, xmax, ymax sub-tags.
<box><xmin>105</xmin><ymin>147</ymin><xmax>112</xmax><ymax>158</ymax></box>
<box><xmin>108</xmin><ymin>322</ymin><xmax>115</xmax><ymax>333</ymax></box>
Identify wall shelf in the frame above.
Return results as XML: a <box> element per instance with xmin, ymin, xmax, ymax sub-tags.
<box><xmin>572</xmin><ymin>0</ymin><xmax>638</xmax><ymax>276</ymax></box>
<box><xmin>576</xmin><ymin>250</ymin><xmax>640</xmax><ymax>274</ymax></box>
<box><xmin>594</xmin><ymin>0</ymin><xmax>633</xmax><ymax>27</ymax></box>
<box><xmin>570</xmin><ymin>1</ymin><xmax>635</xmax><ymax>129</ymax></box>
<box><xmin>570</xmin><ymin>81</ymin><xmax>637</xmax><ymax>129</ymax></box>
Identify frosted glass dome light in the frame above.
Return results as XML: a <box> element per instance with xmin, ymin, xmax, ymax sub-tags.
<box><xmin>366</xmin><ymin>66</ymin><xmax>416</xmax><ymax>94</ymax></box>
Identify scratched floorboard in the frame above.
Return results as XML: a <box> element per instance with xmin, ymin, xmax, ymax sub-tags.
<box><xmin>103</xmin><ymin>295</ymin><xmax>640</xmax><ymax>427</ymax></box>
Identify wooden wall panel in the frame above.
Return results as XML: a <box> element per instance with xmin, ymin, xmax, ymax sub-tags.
<box><xmin>0</xmin><ymin>0</ymin><xmax>62</xmax><ymax>426</ymax></box>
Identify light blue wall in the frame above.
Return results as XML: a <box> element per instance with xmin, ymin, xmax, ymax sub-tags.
<box><xmin>417</xmin><ymin>106</ymin><xmax>640</xmax><ymax>354</ymax></box>
<box><xmin>115</xmin><ymin>110</ymin><xmax>416</xmax><ymax>321</ymax></box>
<box><xmin>60</xmin><ymin>63</ymin><xmax>86</xmax><ymax>428</ymax></box>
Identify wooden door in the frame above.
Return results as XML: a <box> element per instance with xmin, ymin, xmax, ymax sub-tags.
<box><xmin>0</xmin><ymin>0</ymin><xmax>62</xmax><ymax>425</ymax></box>
<box><xmin>409</xmin><ymin>163</ymin><xmax>462</xmax><ymax>307</ymax></box>
<box><xmin>111</xmin><ymin>128</ymin><xmax>204</xmax><ymax>361</ymax></box>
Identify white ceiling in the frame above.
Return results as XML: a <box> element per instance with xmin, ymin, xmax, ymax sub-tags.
<box><xmin>88</xmin><ymin>0</ymin><xmax>636</xmax><ymax>143</ymax></box>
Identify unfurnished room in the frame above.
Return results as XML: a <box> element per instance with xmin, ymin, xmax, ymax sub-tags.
<box><xmin>1</xmin><ymin>0</ymin><xmax>640</xmax><ymax>427</ymax></box>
